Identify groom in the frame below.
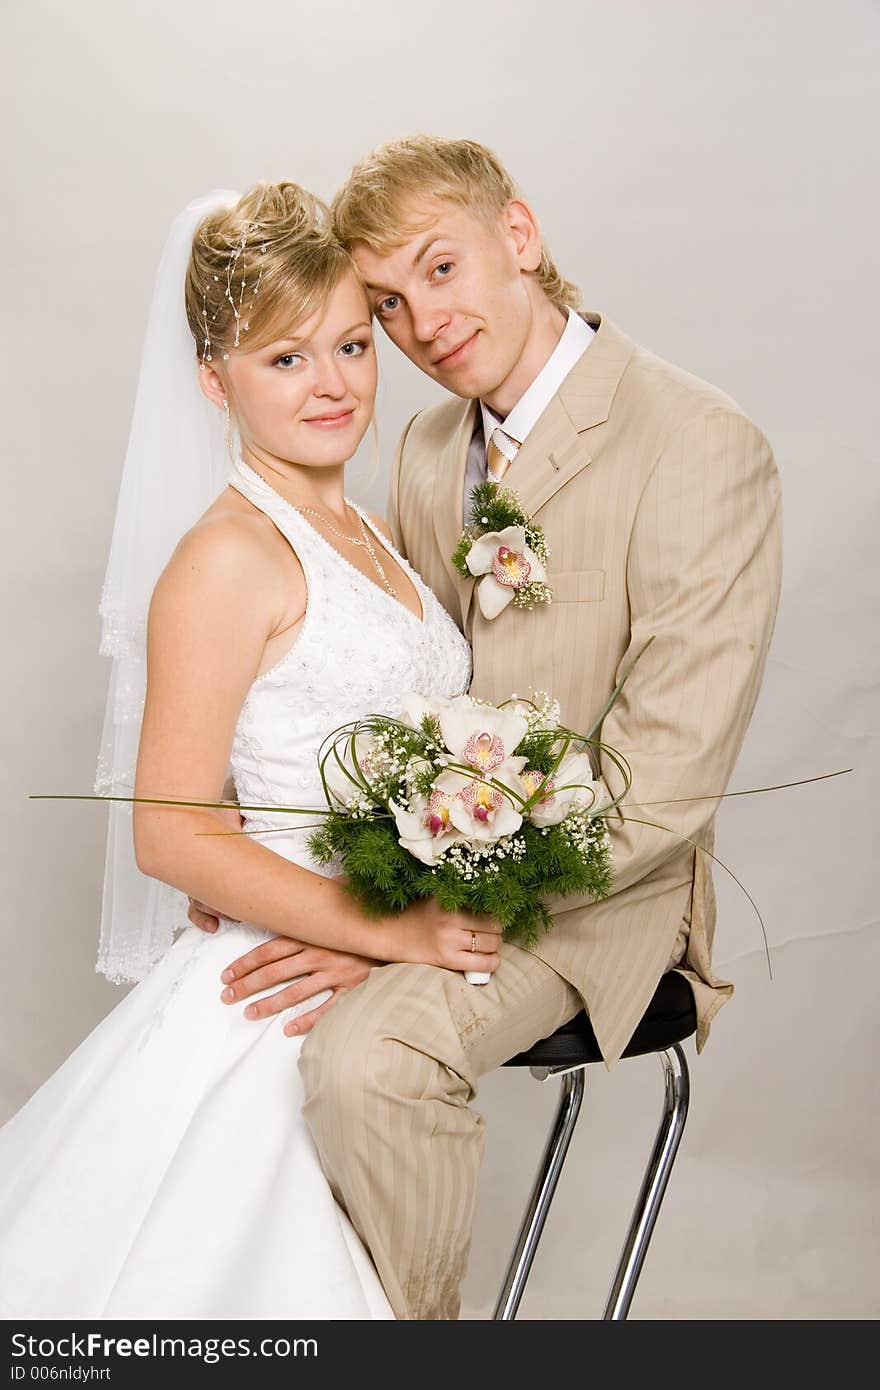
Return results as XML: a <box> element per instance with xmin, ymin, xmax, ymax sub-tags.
<box><xmin>194</xmin><ymin>136</ymin><xmax>782</xmax><ymax>1319</ymax></box>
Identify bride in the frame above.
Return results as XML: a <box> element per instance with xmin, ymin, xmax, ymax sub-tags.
<box><xmin>0</xmin><ymin>182</ymin><xmax>498</xmax><ymax>1319</ymax></box>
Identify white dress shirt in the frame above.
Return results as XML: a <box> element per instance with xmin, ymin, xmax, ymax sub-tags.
<box><xmin>463</xmin><ymin>308</ymin><xmax>595</xmax><ymax>525</ymax></box>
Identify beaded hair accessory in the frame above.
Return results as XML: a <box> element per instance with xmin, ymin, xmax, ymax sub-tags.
<box><xmin>200</xmin><ymin>221</ymin><xmax>269</xmax><ymax>363</ymax></box>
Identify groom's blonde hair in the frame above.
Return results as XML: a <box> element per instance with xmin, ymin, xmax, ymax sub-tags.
<box><xmin>332</xmin><ymin>136</ymin><xmax>581</xmax><ymax>312</ymax></box>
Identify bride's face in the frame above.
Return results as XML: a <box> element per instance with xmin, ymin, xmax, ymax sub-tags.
<box><xmin>211</xmin><ymin>271</ymin><xmax>377</xmax><ymax>469</ymax></box>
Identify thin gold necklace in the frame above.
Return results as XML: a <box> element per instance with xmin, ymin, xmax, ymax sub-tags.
<box><xmin>296</xmin><ymin>504</ymin><xmax>396</xmax><ymax>598</ymax></box>
<box><xmin>294</xmin><ymin>503</ymin><xmax>363</xmax><ymax>544</ymax></box>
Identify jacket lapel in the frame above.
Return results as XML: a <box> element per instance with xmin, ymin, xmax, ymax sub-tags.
<box><xmin>427</xmin><ymin>316</ymin><xmax>635</xmax><ymax>631</ymax></box>
<box><xmin>432</xmin><ymin>397</ymin><xmax>478</xmax><ymax>628</ymax></box>
<box><xmin>502</xmin><ymin>313</ymin><xmax>636</xmax><ymax>520</ymax></box>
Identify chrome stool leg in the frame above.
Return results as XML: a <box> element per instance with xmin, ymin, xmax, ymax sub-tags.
<box><xmin>493</xmin><ymin>1066</ymin><xmax>587</xmax><ymax>1320</ymax></box>
<box><xmin>602</xmin><ymin>1042</ymin><xmax>690</xmax><ymax>1320</ymax></box>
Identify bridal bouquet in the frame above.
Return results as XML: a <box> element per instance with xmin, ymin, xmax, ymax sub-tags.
<box><xmin>308</xmin><ymin>688</ymin><xmax>628</xmax><ymax>981</ymax></box>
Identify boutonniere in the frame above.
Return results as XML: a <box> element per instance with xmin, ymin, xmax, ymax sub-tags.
<box><xmin>451</xmin><ymin>482</ymin><xmax>552</xmax><ymax>620</ymax></box>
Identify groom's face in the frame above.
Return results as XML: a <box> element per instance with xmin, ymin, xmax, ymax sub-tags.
<box><xmin>352</xmin><ymin>198</ymin><xmax>539</xmax><ymax>404</ymax></box>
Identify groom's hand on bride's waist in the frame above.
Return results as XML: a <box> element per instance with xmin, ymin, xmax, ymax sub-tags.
<box><xmin>217</xmin><ymin>936</ymin><xmax>379</xmax><ymax>1037</ymax></box>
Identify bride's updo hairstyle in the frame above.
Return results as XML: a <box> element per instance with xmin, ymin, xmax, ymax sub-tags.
<box><xmin>185</xmin><ymin>182</ymin><xmax>356</xmax><ymax>364</ymax></box>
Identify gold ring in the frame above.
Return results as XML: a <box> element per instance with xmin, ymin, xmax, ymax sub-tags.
<box><xmin>470</xmin><ymin>932</ymin><xmax>477</xmax><ymax>953</ymax></box>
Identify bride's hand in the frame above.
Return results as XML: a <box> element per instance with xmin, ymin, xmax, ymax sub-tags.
<box><xmin>383</xmin><ymin>899</ymin><xmax>502</xmax><ymax>975</ymax></box>
<box><xmin>188</xmin><ymin>897</ymin><xmax>226</xmax><ymax>933</ymax></box>
<box><xmin>219</xmin><ymin>936</ymin><xmax>379</xmax><ymax>1036</ymax></box>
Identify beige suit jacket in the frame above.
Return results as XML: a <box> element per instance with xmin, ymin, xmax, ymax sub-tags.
<box><xmin>388</xmin><ymin>312</ymin><xmax>783</xmax><ymax>1065</ymax></box>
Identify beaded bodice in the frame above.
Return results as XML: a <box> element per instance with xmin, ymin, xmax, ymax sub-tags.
<box><xmin>227</xmin><ymin>459</ymin><xmax>471</xmax><ymax>860</ymax></box>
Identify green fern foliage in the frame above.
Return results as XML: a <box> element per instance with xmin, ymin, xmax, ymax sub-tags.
<box><xmin>308</xmin><ymin>810</ymin><xmax>612</xmax><ymax>947</ymax></box>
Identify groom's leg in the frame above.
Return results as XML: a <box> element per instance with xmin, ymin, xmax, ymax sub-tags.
<box><xmin>299</xmin><ymin>943</ymin><xmax>580</xmax><ymax>1320</ymax></box>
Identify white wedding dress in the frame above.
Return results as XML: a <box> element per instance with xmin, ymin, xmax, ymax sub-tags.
<box><xmin>0</xmin><ymin>459</ymin><xmax>472</xmax><ymax>1320</ymax></box>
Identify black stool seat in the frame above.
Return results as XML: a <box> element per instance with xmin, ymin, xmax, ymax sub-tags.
<box><xmin>504</xmin><ymin>971</ymin><xmax>696</xmax><ymax>1069</ymax></box>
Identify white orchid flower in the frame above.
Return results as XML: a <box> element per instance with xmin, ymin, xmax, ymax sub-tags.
<box><xmin>434</xmin><ymin>761</ymin><xmax>525</xmax><ymax>843</ymax></box>
<box><xmin>396</xmin><ymin>691</ymin><xmax>456</xmax><ymax>731</ymax></box>
<box><xmin>438</xmin><ymin>701</ymin><xmax>529</xmax><ymax>773</ymax></box>
<box><xmin>465</xmin><ymin>524</ymin><xmax>547</xmax><ymax>621</ymax></box>
<box><xmin>390</xmin><ymin>790</ymin><xmax>463</xmax><ymax>866</ymax></box>
<box><xmin>431</xmin><ymin>701</ymin><xmax>529</xmax><ymax>841</ymax></box>
<box><xmin>521</xmin><ymin>750</ymin><xmax>600</xmax><ymax>827</ymax></box>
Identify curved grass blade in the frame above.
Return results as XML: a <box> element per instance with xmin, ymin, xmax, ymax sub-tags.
<box><xmin>622</xmin><ymin>767</ymin><xmax>852</xmax><ymax>809</ymax></box>
<box><xmin>30</xmin><ymin>793</ymin><xmax>328</xmax><ymax>816</ymax></box>
<box><xmin>584</xmin><ymin>635</ymin><xmax>655</xmax><ymax>742</ymax></box>
<box><xmin>619</xmin><ymin>814</ymin><xmax>772</xmax><ymax>980</ymax></box>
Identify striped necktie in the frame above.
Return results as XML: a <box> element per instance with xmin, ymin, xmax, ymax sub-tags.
<box><xmin>485</xmin><ymin>427</ymin><xmax>520</xmax><ymax>483</ymax></box>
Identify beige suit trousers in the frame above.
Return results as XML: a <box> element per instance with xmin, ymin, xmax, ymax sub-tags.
<box><xmin>300</xmin><ymin>947</ymin><xmax>581</xmax><ymax>1320</ymax></box>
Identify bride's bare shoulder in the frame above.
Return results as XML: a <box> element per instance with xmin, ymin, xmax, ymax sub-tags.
<box><xmin>155</xmin><ymin>488</ymin><xmax>294</xmax><ymax>606</ymax></box>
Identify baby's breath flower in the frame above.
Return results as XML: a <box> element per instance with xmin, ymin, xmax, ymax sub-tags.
<box><xmin>560</xmin><ymin>804</ymin><xmax>611</xmax><ymax>857</ymax></box>
<box><xmin>513</xmin><ymin>579</ymin><xmax>553</xmax><ymax>611</ymax></box>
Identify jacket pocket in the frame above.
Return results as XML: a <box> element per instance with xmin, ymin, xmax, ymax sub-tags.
<box><xmin>549</xmin><ymin>569</ymin><xmax>605</xmax><ymax>603</ymax></box>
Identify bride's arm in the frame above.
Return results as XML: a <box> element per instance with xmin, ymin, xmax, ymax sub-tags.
<box><xmin>133</xmin><ymin>518</ymin><xmax>498</xmax><ymax>976</ymax></box>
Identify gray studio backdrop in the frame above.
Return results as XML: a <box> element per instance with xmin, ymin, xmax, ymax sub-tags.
<box><xmin>2</xmin><ymin>0</ymin><xmax>877</xmax><ymax>1319</ymax></box>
